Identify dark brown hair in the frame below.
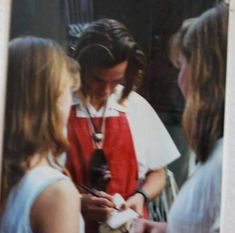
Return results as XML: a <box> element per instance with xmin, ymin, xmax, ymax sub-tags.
<box><xmin>70</xmin><ymin>18</ymin><xmax>146</xmax><ymax>101</ymax></box>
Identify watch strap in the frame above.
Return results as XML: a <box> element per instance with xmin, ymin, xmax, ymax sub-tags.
<box><xmin>135</xmin><ymin>188</ymin><xmax>149</xmax><ymax>204</ymax></box>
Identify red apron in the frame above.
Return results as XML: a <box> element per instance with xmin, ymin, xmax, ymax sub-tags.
<box><xmin>67</xmin><ymin>106</ymin><xmax>139</xmax><ymax>233</ymax></box>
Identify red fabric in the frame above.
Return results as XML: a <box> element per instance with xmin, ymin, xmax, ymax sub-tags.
<box><xmin>67</xmin><ymin>106</ymin><xmax>139</xmax><ymax>233</ymax></box>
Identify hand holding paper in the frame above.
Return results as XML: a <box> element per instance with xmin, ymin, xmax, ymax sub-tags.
<box><xmin>105</xmin><ymin>193</ymin><xmax>139</xmax><ymax>229</ymax></box>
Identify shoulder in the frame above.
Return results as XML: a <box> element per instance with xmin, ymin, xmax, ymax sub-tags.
<box><xmin>126</xmin><ymin>89</ymin><xmax>151</xmax><ymax>108</ymax></box>
<box><xmin>32</xmin><ymin>178</ymin><xmax>80</xmax><ymax>214</ymax></box>
<box><xmin>31</xmin><ymin>179</ymin><xmax>80</xmax><ymax>233</ymax></box>
<box><xmin>114</xmin><ymin>85</ymin><xmax>164</xmax><ymax>127</ymax></box>
<box><xmin>199</xmin><ymin>138</ymin><xmax>223</xmax><ymax>184</ymax></box>
<box><xmin>211</xmin><ymin>138</ymin><xmax>223</xmax><ymax>165</ymax></box>
<box><xmin>169</xmin><ymin>140</ymin><xmax>223</xmax><ymax>220</ymax></box>
<box><xmin>114</xmin><ymin>85</ymin><xmax>156</xmax><ymax>116</ymax></box>
<box><xmin>114</xmin><ymin>85</ymin><xmax>149</xmax><ymax>105</ymax></box>
<box><xmin>37</xmin><ymin>178</ymin><xmax>79</xmax><ymax>202</ymax></box>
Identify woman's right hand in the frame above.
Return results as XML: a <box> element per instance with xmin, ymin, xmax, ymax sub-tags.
<box><xmin>131</xmin><ymin>219</ymin><xmax>167</xmax><ymax>233</ymax></box>
<box><xmin>81</xmin><ymin>192</ymin><xmax>115</xmax><ymax>222</ymax></box>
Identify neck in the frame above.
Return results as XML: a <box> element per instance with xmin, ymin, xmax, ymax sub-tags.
<box><xmin>79</xmin><ymin>89</ymin><xmax>106</xmax><ymax>111</ymax></box>
<box><xmin>90</xmin><ymin>98</ymin><xmax>106</xmax><ymax>111</ymax></box>
<box><xmin>29</xmin><ymin>152</ymin><xmax>50</xmax><ymax>169</ymax></box>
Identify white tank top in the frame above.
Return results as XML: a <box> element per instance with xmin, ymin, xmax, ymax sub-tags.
<box><xmin>0</xmin><ymin>166</ymin><xmax>84</xmax><ymax>233</ymax></box>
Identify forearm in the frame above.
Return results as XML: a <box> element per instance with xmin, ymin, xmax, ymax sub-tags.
<box><xmin>125</xmin><ymin>168</ymin><xmax>166</xmax><ymax>215</ymax></box>
<box><xmin>140</xmin><ymin>168</ymin><xmax>166</xmax><ymax>201</ymax></box>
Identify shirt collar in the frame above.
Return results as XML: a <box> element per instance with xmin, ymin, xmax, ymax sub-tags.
<box><xmin>72</xmin><ymin>85</ymin><xmax>128</xmax><ymax>113</ymax></box>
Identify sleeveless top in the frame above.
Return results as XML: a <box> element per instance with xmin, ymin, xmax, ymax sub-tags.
<box><xmin>0</xmin><ymin>166</ymin><xmax>85</xmax><ymax>233</ymax></box>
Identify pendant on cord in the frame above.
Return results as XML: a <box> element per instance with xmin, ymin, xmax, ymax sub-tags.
<box><xmin>90</xmin><ymin>148</ymin><xmax>111</xmax><ymax>191</ymax></box>
<box><xmin>93</xmin><ymin>132</ymin><xmax>104</xmax><ymax>143</ymax></box>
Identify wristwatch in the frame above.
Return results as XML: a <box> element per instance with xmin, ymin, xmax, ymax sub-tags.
<box><xmin>135</xmin><ymin>188</ymin><xmax>149</xmax><ymax>204</ymax></box>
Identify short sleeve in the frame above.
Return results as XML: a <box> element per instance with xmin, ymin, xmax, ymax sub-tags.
<box><xmin>126</xmin><ymin>91</ymin><xmax>180</xmax><ymax>178</ymax></box>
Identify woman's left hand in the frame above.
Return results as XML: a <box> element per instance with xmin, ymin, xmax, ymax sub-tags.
<box><xmin>125</xmin><ymin>193</ymin><xmax>145</xmax><ymax>216</ymax></box>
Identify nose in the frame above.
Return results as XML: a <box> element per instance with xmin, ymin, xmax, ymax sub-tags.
<box><xmin>102</xmin><ymin>82</ymin><xmax>114</xmax><ymax>95</ymax></box>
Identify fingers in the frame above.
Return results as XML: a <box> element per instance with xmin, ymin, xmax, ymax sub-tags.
<box><xmin>94</xmin><ymin>195</ymin><xmax>114</xmax><ymax>209</ymax></box>
<box><xmin>150</xmin><ymin>222</ymin><xmax>167</xmax><ymax>233</ymax></box>
<box><xmin>89</xmin><ymin>205</ymin><xmax>113</xmax><ymax>222</ymax></box>
<box><xmin>98</xmin><ymin>191</ymin><xmax>114</xmax><ymax>203</ymax></box>
<box><xmin>119</xmin><ymin>202</ymin><xmax>128</xmax><ymax>211</ymax></box>
<box><xmin>131</xmin><ymin>219</ymin><xmax>147</xmax><ymax>233</ymax></box>
<box><xmin>82</xmin><ymin>193</ymin><xmax>115</xmax><ymax>222</ymax></box>
<box><xmin>131</xmin><ymin>219</ymin><xmax>167</xmax><ymax>233</ymax></box>
<box><xmin>126</xmin><ymin>193</ymin><xmax>144</xmax><ymax>216</ymax></box>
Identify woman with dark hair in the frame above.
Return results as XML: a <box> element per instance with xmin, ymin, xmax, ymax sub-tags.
<box><xmin>132</xmin><ymin>3</ymin><xmax>228</xmax><ymax>233</ymax></box>
<box><xmin>0</xmin><ymin>36</ymin><xmax>84</xmax><ymax>233</ymax></box>
<box><xmin>66</xmin><ymin>18</ymin><xmax>180</xmax><ymax>233</ymax></box>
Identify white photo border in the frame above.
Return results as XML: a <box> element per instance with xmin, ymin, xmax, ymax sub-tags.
<box><xmin>0</xmin><ymin>0</ymin><xmax>12</xmax><ymax>200</ymax></box>
<box><xmin>0</xmin><ymin>1</ymin><xmax>234</xmax><ymax>231</ymax></box>
<box><xmin>221</xmin><ymin>0</ymin><xmax>235</xmax><ymax>232</ymax></box>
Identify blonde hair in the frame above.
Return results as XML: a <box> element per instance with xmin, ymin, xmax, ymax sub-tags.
<box><xmin>1</xmin><ymin>36</ymin><xmax>80</xmax><ymax>207</ymax></box>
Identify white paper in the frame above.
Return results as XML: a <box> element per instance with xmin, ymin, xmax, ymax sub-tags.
<box><xmin>106</xmin><ymin>193</ymin><xmax>139</xmax><ymax>229</ymax></box>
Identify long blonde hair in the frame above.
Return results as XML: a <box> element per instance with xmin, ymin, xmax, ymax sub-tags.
<box><xmin>1</xmin><ymin>36</ymin><xmax>80</xmax><ymax>207</ymax></box>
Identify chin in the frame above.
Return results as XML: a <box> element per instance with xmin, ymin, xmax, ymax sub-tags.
<box><xmin>96</xmin><ymin>95</ymin><xmax>109</xmax><ymax>101</ymax></box>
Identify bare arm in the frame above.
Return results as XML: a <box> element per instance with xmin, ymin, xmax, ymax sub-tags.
<box><xmin>140</xmin><ymin>168</ymin><xmax>166</xmax><ymax>200</ymax></box>
<box><xmin>126</xmin><ymin>168</ymin><xmax>166</xmax><ymax>215</ymax></box>
<box><xmin>30</xmin><ymin>179</ymin><xmax>81</xmax><ymax>233</ymax></box>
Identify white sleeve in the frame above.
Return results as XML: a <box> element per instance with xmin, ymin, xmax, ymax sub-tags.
<box><xmin>126</xmin><ymin>91</ymin><xmax>181</xmax><ymax>178</ymax></box>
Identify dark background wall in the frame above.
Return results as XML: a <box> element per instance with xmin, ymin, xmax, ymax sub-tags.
<box><xmin>10</xmin><ymin>0</ymin><xmax>68</xmax><ymax>46</ymax></box>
